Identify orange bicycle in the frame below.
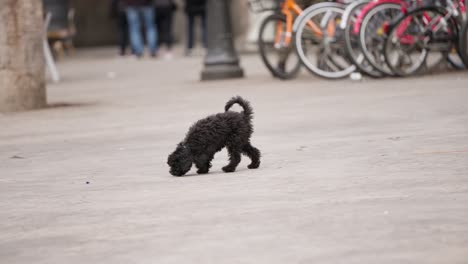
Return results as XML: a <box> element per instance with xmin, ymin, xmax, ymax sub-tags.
<box><xmin>249</xmin><ymin>0</ymin><xmax>316</xmax><ymax>79</ymax></box>
<box><xmin>249</xmin><ymin>0</ymin><xmax>353</xmax><ymax>79</ymax></box>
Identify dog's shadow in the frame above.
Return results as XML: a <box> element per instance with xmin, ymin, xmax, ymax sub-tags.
<box><xmin>174</xmin><ymin>168</ymin><xmax>250</xmax><ymax>178</ymax></box>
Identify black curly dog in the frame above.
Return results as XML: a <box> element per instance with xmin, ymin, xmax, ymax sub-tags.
<box><xmin>167</xmin><ymin>96</ymin><xmax>261</xmax><ymax>176</ymax></box>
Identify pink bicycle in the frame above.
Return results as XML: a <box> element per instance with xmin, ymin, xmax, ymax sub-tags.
<box><xmin>354</xmin><ymin>0</ymin><xmax>421</xmax><ymax>76</ymax></box>
<box><xmin>383</xmin><ymin>0</ymin><xmax>466</xmax><ymax>76</ymax></box>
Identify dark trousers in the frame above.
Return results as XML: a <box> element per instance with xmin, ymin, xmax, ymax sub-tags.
<box><xmin>186</xmin><ymin>13</ymin><xmax>207</xmax><ymax>50</ymax></box>
<box><xmin>156</xmin><ymin>7</ymin><xmax>174</xmax><ymax>49</ymax></box>
<box><xmin>117</xmin><ymin>12</ymin><xmax>129</xmax><ymax>54</ymax></box>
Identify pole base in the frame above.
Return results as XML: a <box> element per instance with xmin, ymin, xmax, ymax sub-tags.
<box><xmin>201</xmin><ymin>64</ymin><xmax>244</xmax><ymax>81</ymax></box>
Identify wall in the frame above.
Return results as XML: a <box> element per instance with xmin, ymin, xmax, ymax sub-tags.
<box><xmin>70</xmin><ymin>0</ymin><xmax>117</xmax><ymax>46</ymax></box>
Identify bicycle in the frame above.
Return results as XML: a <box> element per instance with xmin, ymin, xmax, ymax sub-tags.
<box><xmin>460</xmin><ymin>19</ymin><xmax>468</xmax><ymax>66</ymax></box>
<box><xmin>293</xmin><ymin>0</ymin><xmax>357</xmax><ymax>79</ymax></box>
<box><xmin>341</xmin><ymin>0</ymin><xmax>384</xmax><ymax>78</ymax></box>
<box><xmin>383</xmin><ymin>0</ymin><xmax>466</xmax><ymax>76</ymax></box>
<box><xmin>462</xmin><ymin>0</ymin><xmax>468</xmax><ymax>67</ymax></box>
<box><xmin>356</xmin><ymin>0</ymin><xmax>417</xmax><ymax>76</ymax></box>
<box><xmin>248</xmin><ymin>0</ymin><xmax>306</xmax><ymax>80</ymax></box>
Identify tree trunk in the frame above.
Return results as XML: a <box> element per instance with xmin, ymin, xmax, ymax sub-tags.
<box><xmin>0</xmin><ymin>0</ymin><xmax>46</xmax><ymax>112</ymax></box>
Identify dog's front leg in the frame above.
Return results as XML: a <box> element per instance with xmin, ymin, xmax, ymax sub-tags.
<box><xmin>194</xmin><ymin>153</ymin><xmax>213</xmax><ymax>174</ymax></box>
<box><xmin>222</xmin><ymin>146</ymin><xmax>241</xmax><ymax>173</ymax></box>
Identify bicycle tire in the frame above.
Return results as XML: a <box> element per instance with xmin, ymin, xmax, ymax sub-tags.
<box><xmin>359</xmin><ymin>3</ymin><xmax>402</xmax><ymax>76</ymax></box>
<box><xmin>294</xmin><ymin>4</ymin><xmax>356</xmax><ymax>79</ymax></box>
<box><xmin>447</xmin><ymin>48</ymin><xmax>465</xmax><ymax>70</ymax></box>
<box><xmin>447</xmin><ymin>16</ymin><xmax>465</xmax><ymax>70</ymax></box>
<box><xmin>383</xmin><ymin>9</ymin><xmax>430</xmax><ymax>77</ymax></box>
<box><xmin>447</xmin><ymin>6</ymin><xmax>465</xmax><ymax>70</ymax></box>
<box><xmin>460</xmin><ymin>20</ymin><xmax>468</xmax><ymax>67</ymax></box>
<box><xmin>258</xmin><ymin>13</ymin><xmax>301</xmax><ymax>80</ymax></box>
<box><xmin>342</xmin><ymin>0</ymin><xmax>384</xmax><ymax>78</ymax></box>
<box><xmin>384</xmin><ymin>7</ymin><xmax>459</xmax><ymax>76</ymax></box>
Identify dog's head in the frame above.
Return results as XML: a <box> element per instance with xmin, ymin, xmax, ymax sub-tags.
<box><xmin>167</xmin><ymin>143</ymin><xmax>192</xmax><ymax>176</ymax></box>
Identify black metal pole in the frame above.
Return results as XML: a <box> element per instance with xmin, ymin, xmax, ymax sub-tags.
<box><xmin>201</xmin><ymin>0</ymin><xmax>244</xmax><ymax>81</ymax></box>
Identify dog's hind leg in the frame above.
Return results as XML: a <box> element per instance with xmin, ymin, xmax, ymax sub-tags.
<box><xmin>194</xmin><ymin>153</ymin><xmax>213</xmax><ymax>174</ymax></box>
<box><xmin>243</xmin><ymin>143</ymin><xmax>261</xmax><ymax>169</ymax></box>
<box><xmin>222</xmin><ymin>146</ymin><xmax>241</xmax><ymax>173</ymax></box>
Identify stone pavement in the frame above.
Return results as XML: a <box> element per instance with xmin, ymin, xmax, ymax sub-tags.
<box><xmin>1</xmin><ymin>48</ymin><xmax>468</xmax><ymax>264</ymax></box>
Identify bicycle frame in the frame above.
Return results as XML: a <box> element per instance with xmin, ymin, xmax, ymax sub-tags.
<box><xmin>275</xmin><ymin>0</ymin><xmax>325</xmax><ymax>47</ymax></box>
<box><xmin>276</xmin><ymin>0</ymin><xmax>302</xmax><ymax>46</ymax></box>
<box><xmin>354</xmin><ymin>0</ymin><xmax>465</xmax><ymax>35</ymax></box>
<box><xmin>394</xmin><ymin>0</ymin><xmax>466</xmax><ymax>45</ymax></box>
<box><xmin>353</xmin><ymin>0</ymin><xmax>411</xmax><ymax>34</ymax></box>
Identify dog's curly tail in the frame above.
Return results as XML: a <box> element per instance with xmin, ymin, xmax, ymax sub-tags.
<box><xmin>225</xmin><ymin>96</ymin><xmax>253</xmax><ymax>119</ymax></box>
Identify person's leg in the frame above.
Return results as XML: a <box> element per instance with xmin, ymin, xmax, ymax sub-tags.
<box><xmin>163</xmin><ymin>9</ymin><xmax>175</xmax><ymax>59</ymax></box>
<box><xmin>141</xmin><ymin>6</ymin><xmax>158</xmax><ymax>56</ymax></box>
<box><xmin>201</xmin><ymin>13</ymin><xmax>207</xmax><ymax>48</ymax></box>
<box><xmin>166</xmin><ymin>10</ymin><xmax>174</xmax><ymax>50</ymax></box>
<box><xmin>186</xmin><ymin>14</ymin><xmax>195</xmax><ymax>55</ymax></box>
<box><xmin>155</xmin><ymin>8</ymin><xmax>163</xmax><ymax>47</ymax></box>
<box><xmin>159</xmin><ymin>8</ymin><xmax>173</xmax><ymax>60</ymax></box>
<box><xmin>158</xmin><ymin>8</ymin><xmax>169</xmax><ymax>49</ymax></box>
<box><xmin>118</xmin><ymin>12</ymin><xmax>128</xmax><ymax>55</ymax></box>
<box><xmin>123</xmin><ymin>14</ymin><xmax>130</xmax><ymax>54</ymax></box>
<box><xmin>126</xmin><ymin>7</ymin><xmax>144</xmax><ymax>57</ymax></box>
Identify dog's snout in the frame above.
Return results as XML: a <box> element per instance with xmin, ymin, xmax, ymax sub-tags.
<box><xmin>170</xmin><ymin>170</ymin><xmax>183</xmax><ymax>177</ymax></box>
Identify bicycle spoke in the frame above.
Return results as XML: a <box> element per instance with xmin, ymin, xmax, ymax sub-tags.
<box><xmin>326</xmin><ymin>54</ymin><xmax>346</xmax><ymax>71</ymax></box>
<box><xmin>258</xmin><ymin>14</ymin><xmax>301</xmax><ymax>79</ymax></box>
<box><xmin>295</xmin><ymin>5</ymin><xmax>355</xmax><ymax>78</ymax></box>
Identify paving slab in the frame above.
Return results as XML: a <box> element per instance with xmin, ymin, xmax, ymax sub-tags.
<box><xmin>1</xmin><ymin>49</ymin><xmax>468</xmax><ymax>264</ymax></box>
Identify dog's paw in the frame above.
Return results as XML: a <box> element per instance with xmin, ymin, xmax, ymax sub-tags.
<box><xmin>248</xmin><ymin>163</ymin><xmax>260</xmax><ymax>169</ymax></box>
<box><xmin>197</xmin><ymin>169</ymin><xmax>209</xmax><ymax>174</ymax></box>
<box><xmin>222</xmin><ymin>166</ymin><xmax>236</xmax><ymax>173</ymax></box>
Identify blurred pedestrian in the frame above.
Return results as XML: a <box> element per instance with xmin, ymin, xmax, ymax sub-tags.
<box><xmin>154</xmin><ymin>0</ymin><xmax>177</xmax><ymax>60</ymax></box>
<box><xmin>110</xmin><ymin>0</ymin><xmax>130</xmax><ymax>56</ymax></box>
<box><xmin>184</xmin><ymin>0</ymin><xmax>206</xmax><ymax>56</ymax></box>
<box><xmin>122</xmin><ymin>0</ymin><xmax>158</xmax><ymax>57</ymax></box>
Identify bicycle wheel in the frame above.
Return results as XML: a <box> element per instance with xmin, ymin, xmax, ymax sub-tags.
<box><xmin>359</xmin><ymin>3</ymin><xmax>402</xmax><ymax>76</ymax></box>
<box><xmin>460</xmin><ymin>20</ymin><xmax>468</xmax><ymax>67</ymax></box>
<box><xmin>258</xmin><ymin>13</ymin><xmax>301</xmax><ymax>80</ymax></box>
<box><xmin>294</xmin><ymin>4</ymin><xmax>356</xmax><ymax>79</ymax></box>
<box><xmin>384</xmin><ymin>7</ymin><xmax>459</xmax><ymax>76</ymax></box>
<box><xmin>342</xmin><ymin>0</ymin><xmax>384</xmax><ymax>78</ymax></box>
<box><xmin>446</xmin><ymin>0</ymin><xmax>466</xmax><ymax>70</ymax></box>
<box><xmin>447</xmin><ymin>46</ymin><xmax>465</xmax><ymax>70</ymax></box>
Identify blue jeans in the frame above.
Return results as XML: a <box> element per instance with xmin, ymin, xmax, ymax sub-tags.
<box><xmin>126</xmin><ymin>6</ymin><xmax>158</xmax><ymax>56</ymax></box>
